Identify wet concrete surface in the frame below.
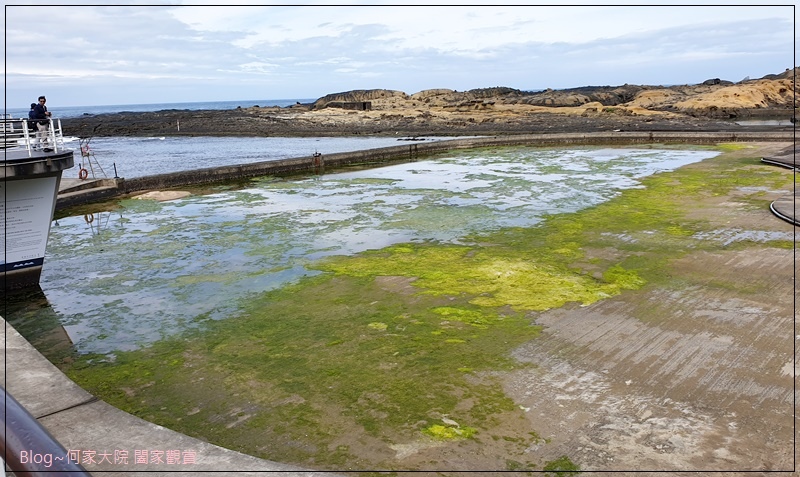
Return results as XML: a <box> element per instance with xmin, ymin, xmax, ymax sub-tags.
<box><xmin>1</xmin><ymin>316</ymin><xmax>340</xmax><ymax>476</ymax></box>
<box><xmin>500</xmin><ymin>142</ymin><xmax>797</xmax><ymax>473</ymax></box>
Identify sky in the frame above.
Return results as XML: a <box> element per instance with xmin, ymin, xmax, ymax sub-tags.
<box><xmin>3</xmin><ymin>1</ymin><xmax>796</xmax><ymax>108</ymax></box>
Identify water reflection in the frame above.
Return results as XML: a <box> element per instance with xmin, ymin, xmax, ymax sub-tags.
<box><xmin>8</xmin><ymin>146</ymin><xmax>719</xmax><ymax>356</ymax></box>
<box><xmin>4</xmin><ymin>287</ymin><xmax>78</xmax><ymax>362</ymax></box>
<box><xmin>79</xmin><ymin>210</ymin><xmax>122</xmax><ymax>238</ymax></box>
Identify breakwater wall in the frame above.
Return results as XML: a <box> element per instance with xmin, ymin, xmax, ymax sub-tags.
<box><xmin>56</xmin><ymin>131</ymin><xmax>793</xmax><ymax>210</ymax></box>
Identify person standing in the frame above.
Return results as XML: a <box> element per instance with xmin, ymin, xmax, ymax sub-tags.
<box><xmin>27</xmin><ymin>103</ymin><xmax>37</xmax><ymax>135</ymax></box>
<box><xmin>32</xmin><ymin>95</ymin><xmax>52</xmax><ymax>151</ymax></box>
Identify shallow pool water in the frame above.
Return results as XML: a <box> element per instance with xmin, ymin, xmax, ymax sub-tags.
<box><xmin>11</xmin><ymin>146</ymin><xmax>718</xmax><ymax>354</ymax></box>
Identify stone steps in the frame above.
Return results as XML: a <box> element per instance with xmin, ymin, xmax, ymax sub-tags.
<box><xmin>57</xmin><ymin>179</ymin><xmax>122</xmax><ymax>208</ymax></box>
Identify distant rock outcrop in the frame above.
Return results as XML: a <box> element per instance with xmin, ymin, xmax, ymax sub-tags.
<box><xmin>312</xmin><ymin>90</ymin><xmax>407</xmax><ymax>110</ymax></box>
<box><xmin>761</xmin><ymin>67</ymin><xmax>797</xmax><ymax>80</ymax></box>
<box><xmin>673</xmin><ymin>78</ymin><xmax>795</xmax><ymax>117</ymax></box>
<box><xmin>306</xmin><ymin>68</ymin><xmax>798</xmax><ymax>120</ymax></box>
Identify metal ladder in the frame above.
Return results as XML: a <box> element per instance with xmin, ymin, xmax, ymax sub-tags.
<box><xmin>78</xmin><ymin>136</ymin><xmax>108</xmax><ymax>180</ymax></box>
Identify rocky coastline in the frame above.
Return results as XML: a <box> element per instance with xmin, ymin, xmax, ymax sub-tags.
<box><xmin>62</xmin><ymin>68</ymin><xmax>797</xmax><ymax>138</ymax></box>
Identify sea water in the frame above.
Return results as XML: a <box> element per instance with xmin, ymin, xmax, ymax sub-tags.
<box><xmin>5</xmin><ymin>98</ymin><xmax>317</xmax><ymax>120</ymax></box>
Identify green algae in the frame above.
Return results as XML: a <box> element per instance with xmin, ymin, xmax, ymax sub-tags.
<box><xmin>716</xmin><ymin>142</ymin><xmax>749</xmax><ymax>152</ymax></box>
<box><xmin>432</xmin><ymin>306</ymin><xmax>497</xmax><ymax>329</ymax></box>
<box><xmin>51</xmin><ymin>143</ymin><xmax>797</xmax><ymax>471</ymax></box>
<box><xmin>315</xmin><ymin>244</ymin><xmax>644</xmax><ymax>312</ymax></box>
<box><xmin>543</xmin><ymin>455</ymin><xmax>582</xmax><ymax>475</ymax></box>
<box><xmin>423</xmin><ymin>424</ymin><xmax>477</xmax><ymax>440</ymax></box>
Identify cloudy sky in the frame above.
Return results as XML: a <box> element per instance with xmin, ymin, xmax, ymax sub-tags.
<box><xmin>4</xmin><ymin>1</ymin><xmax>795</xmax><ymax>108</ymax></box>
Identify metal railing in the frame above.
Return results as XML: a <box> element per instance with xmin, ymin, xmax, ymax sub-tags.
<box><xmin>1</xmin><ymin>117</ymin><xmax>67</xmax><ymax>157</ymax></box>
<box><xmin>1</xmin><ymin>386</ymin><xmax>91</xmax><ymax>476</ymax></box>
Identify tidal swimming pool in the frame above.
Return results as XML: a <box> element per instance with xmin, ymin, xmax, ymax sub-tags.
<box><xmin>10</xmin><ymin>146</ymin><xmax>718</xmax><ymax>356</ymax></box>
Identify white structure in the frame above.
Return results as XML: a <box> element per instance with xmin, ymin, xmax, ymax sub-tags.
<box><xmin>2</xmin><ymin>116</ymin><xmax>74</xmax><ymax>291</ymax></box>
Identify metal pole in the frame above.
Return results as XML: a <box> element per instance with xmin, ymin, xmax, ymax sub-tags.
<box><xmin>0</xmin><ymin>386</ymin><xmax>91</xmax><ymax>476</ymax></box>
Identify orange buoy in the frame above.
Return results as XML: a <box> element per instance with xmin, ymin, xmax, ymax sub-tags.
<box><xmin>78</xmin><ymin>168</ymin><xmax>89</xmax><ymax>180</ymax></box>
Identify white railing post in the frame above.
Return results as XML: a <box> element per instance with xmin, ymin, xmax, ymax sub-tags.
<box><xmin>22</xmin><ymin>120</ymin><xmax>34</xmax><ymax>156</ymax></box>
<box><xmin>48</xmin><ymin>118</ymin><xmax>56</xmax><ymax>152</ymax></box>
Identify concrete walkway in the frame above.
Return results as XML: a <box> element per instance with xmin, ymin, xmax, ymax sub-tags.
<box><xmin>59</xmin><ymin>177</ymin><xmax>105</xmax><ymax>192</ymax></box>
<box><xmin>1</xmin><ymin>317</ymin><xmax>339</xmax><ymax>476</ymax></box>
<box><xmin>761</xmin><ymin>144</ymin><xmax>798</xmax><ymax>170</ymax></box>
<box><xmin>57</xmin><ymin>177</ymin><xmax>123</xmax><ymax>210</ymax></box>
<box><xmin>762</xmin><ymin>144</ymin><xmax>799</xmax><ymax>226</ymax></box>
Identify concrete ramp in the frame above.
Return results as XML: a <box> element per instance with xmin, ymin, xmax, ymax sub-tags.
<box><xmin>761</xmin><ymin>144</ymin><xmax>798</xmax><ymax>169</ymax></box>
<box><xmin>770</xmin><ymin>193</ymin><xmax>800</xmax><ymax>226</ymax></box>
<box><xmin>57</xmin><ymin>177</ymin><xmax>123</xmax><ymax>208</ymax></box>
<box><xmin>761</xmin><ymin>145</ymin><xmax>799</xmax><ymax>226</ymax></box>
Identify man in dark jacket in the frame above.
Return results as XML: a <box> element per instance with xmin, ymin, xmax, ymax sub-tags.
<box><xmin>32</xmin><ymin>95</ymin><xmax>52</xmax><ymax>150</ymax></box>
<box><xmin>27</xmin><ymin>103</ymin><xmax>37</xmax><ymax>134</ymax></box>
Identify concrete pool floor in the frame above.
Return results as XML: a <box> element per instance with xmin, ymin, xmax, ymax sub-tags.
<box><xmin>1</xmin><ymin>317</ymin><xmax>340</xmax><ymax>475</ymax></box>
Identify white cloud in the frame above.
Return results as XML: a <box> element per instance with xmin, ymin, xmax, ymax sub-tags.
<box><xmin>3</xmin><ymin>3</ymin><xmax>794</xmax><ymax>107</ymax></box>
<box><xmin>234</xmin><ymin>62</ymin><xmax>281</xmax><ymax>75</ymax></box>
<box><xmin>167</xmin><ymin>4</ymin><xmax>792</xmax><ymax>50</ymax></box>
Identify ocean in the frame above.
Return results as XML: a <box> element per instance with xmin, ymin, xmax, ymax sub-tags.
<box><xmin>5</xmin><ymin>98</ymin><xmax>317</xmax><ymax>120</ymax></box>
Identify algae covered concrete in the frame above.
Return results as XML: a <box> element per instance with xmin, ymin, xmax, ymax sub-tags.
<box><xmin>1</xmin><ymin>315</ymin><xmax>341</xmax><ymax>476</ymax></box>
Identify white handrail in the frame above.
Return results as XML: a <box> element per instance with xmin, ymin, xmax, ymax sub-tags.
<box><xmin>1</xmin><ymin>117</ymin><xmax>67</xmax><ymax>157</ymax></box>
